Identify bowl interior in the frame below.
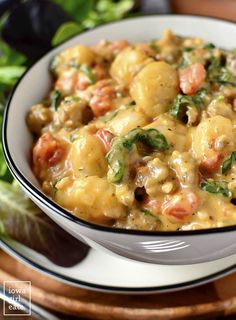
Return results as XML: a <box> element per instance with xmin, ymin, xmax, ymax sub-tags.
<box><xmin>4</xmin><ymin>14</ymin><xmax>236</xmax><ymax>218</ymax></box>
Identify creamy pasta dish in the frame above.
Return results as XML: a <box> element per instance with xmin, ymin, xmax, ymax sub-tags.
<box><xmin>27</xmin><ymin>30</ymin><xmax>236</xmax><ymax>231</ymax></box>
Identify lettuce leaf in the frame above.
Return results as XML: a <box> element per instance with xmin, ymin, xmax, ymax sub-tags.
<box><xmin>51</xmin><ymin>0</ymin><xmax>135</xmax><ymax>46</ymax></box>
<box><xmin>52</xmin><ymin>22</ymin><xmax>82</xmax><ymax>46</ymax></box>
<box><xmin>0</xmin><ymin>181</ymin><xmax>89</xmax><ymax>266</ymax></box>
<box><xmin>0</xmin><ymin>66</ymin><xmax>26</xmax><ymax>85</ymax></box>
<box><xmin>0</xmin><ymin>42</ymin><xmax>26</xmax><ymax>67</ymax></box>
<box><xmin>53</xmin><ymin>0</ymin><xmax>94</xmax><ymax>22</ymax></box>
<box><xmin>0</xmin><ymin>114</ymin><xmax>13</xmax><ymax>183</ymax></box>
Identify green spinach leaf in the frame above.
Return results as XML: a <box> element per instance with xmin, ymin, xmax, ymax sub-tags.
<box><xmin>141</xmin><ymin>209</ymin><xmax>162</xmax><ymax>223</ymax></box>
<box><xmin>169</xmin><ymin>89</ymin><xmax>208</xmax><ymax>122</ymax></box>
<box><xmin>203</xmin><ymin>43</ymin><xmax>215</xmax><ymax>49</ymax></box>
<box><xmin>221</xmin><ymin>152</ymin><xmax>236</xmax><ymax>175</ymax></box>
<box><xmin>80</xmin><ymin>64</ymin><xmax>95</xmax><ymax>84</ymax></box>
<box><xmin>51</xmin><ymin>90</ymin><xmax>61</xmax><ymax>111</ymax></box>
<box><xmin>207</xmin><ymin>55</ymin><xmax>236</xmax><ymax>86</ymax></box>
<box><xmin>200</xmin><ymin>179</ymin><xmax>232</xmax><ymax>198</ymax></box>
<box><xmin>106</xmin><ymin>128</ymin><xmax>169</xmax><ymax>183</ymax></box>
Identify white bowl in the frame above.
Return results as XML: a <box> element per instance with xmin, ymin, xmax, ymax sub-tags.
<box><xmin>3</xmin><ymin>15</ymin><xmax>236</xmax><ymax>265</ymax></box>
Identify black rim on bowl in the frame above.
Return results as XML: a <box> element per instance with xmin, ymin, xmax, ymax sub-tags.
<box><xmin>3</xmin><ymin>14</ymin><xmax>236</xmax><ymax>237</ymax></box>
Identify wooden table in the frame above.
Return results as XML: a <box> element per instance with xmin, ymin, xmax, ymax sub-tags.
<box><xmin>1</xmin><ymin>250</ymin><xmax>236</xmax><ymax>319</ymax></box>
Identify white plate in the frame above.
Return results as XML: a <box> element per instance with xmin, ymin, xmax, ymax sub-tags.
<box><xmin>1</xmin><ymin>238</ymin><xmax>236</xmax><ymax>294</ymax></box>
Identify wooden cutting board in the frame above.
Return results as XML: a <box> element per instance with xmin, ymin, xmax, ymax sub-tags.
<box><xmin>0</xmin><ymin>250</ymin><xmax>236</xmax><ymax>320</ymax></box>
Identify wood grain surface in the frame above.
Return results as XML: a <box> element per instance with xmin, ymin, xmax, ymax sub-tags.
<box><xmin>170</xmin><ymin>0</ymin><xmax>236</xmax><ymax>22</ymax></box>
<box><xmin>0</xmin><ymin>251</ymin><xmax>236</xmax><ymax>319</ymax></box>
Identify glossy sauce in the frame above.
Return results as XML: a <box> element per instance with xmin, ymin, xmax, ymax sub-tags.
<box><xmin>27</xmin><ymin>30</ymin><xmax>236</xmax><ymax>231</ymax></box>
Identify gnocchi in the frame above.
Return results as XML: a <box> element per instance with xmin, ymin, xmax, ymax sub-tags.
<box><xmin>55</xmin><ymin>176</ymin><xmax>126</xmax><ymax>222</ymax></box>
<box><xmin>110</xmin><ymin>47</ymin><xmax>153</xmax><ymax>87</ymax></box>
<box><xmin>28</xmin><ymin>30</ymin><xmax>236</xmax><ymax>231</ymax></box>
<box><xmin>71</xmin><ymin>132</ymin><xmax>107</xmax><ymax>178</ymax></box>
<box><xmin>130</xmin><ymin>61</ymin><xmax>178</xmax><ymax>118</ymax></box>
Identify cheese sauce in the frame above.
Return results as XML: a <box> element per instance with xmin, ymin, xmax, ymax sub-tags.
<box><xmin>27</xmin><ymin>30</ymin><xmax>236</xmax><ymax>231</ymax></box>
